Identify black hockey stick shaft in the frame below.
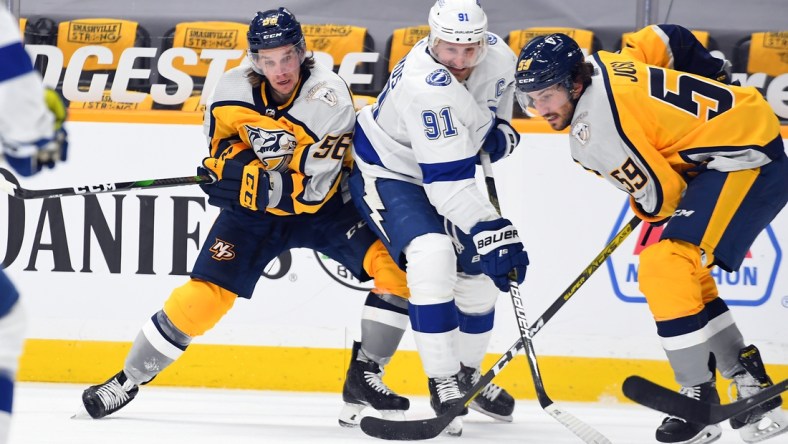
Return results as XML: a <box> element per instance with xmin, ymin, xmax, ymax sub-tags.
<box><xmin>623</xmin><ymin>375</ymin><xmax>788</xmax><ymax>424</ymax></box>
<box><xmin>528</xmin><ymin>215</ymin><xmax>641</xmax><ymax>337</ymax></box>
<box><xmin>480</xmin><ymin>154</ymin><xmax>611</xmax><ymax>444</ymax></box>
<box><xmin>0</xmin><ymin>167</ymin><xmax>215</xmax><ymax>199</ymax></box>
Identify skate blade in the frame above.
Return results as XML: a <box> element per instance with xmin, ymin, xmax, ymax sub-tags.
<box><xmin>442</xmin><ymin>417</ymin><xmax>463</xmax><ymax>437</ymax></box>
<box><xmin>685</xmin><ymin>424</ymin><xmax>722</xmax><ymax>444</ymax></box>
<box><xmin>71</xmin><ymin>403</ymin><xmax>92</xmax><ymax>420</ymax></box>
<box><xmin>379</xmin><ymin>410</ymin><xmax>406</xmax><ymax>421</ymax></box>
<box><xmin>338</xmin><ymin>402</ymin><xmax>365</xmax><ymax>428</ymax></box>
<box><xmin>469</xmin><ymin>403</ymin><xmax>513</xmax><ymax>423</ymax></box>
<box><xmin>740</xmin><ymin>409</ymin><xmax>788</xmax><ymax>443</ymax></box>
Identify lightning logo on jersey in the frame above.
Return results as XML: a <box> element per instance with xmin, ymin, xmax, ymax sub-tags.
<box><xmin>245</xmin><ymin>126</ymin><xmax>296</xmax><ymax>172</ymax></box>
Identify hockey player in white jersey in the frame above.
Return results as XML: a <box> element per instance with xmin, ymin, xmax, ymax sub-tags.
<box><xmin>348</xmin><ymin>0</ymin><xmax>528</xmax><ymax>433</ymax></box>
<box><xmin>0</xmin><ymin>5</ymin><xmax>68</xmax><ymax>443</ymax></box>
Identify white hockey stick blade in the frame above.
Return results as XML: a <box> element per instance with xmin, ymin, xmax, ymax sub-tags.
<box><xmin>0</xmin><ymin>176</ymin><xmax>17</xmax><ymax>195</ymax></box>
<box><xmin>545</xmin><ymin>403</ymin><xmax>612</xmax><ymax>444</ymax></box>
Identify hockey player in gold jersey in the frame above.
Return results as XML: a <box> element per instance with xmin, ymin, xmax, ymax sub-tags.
<box><xmin>515</xmin><ymin>25</ymin><xmax>787</xmax><ymax>444</ymax></box>
<box><xmin>78</xmin><ymin>8</ymin><xmax>412</xmax><ymax>427</ymax></box>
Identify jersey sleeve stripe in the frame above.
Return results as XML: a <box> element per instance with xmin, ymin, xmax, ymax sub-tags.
<box><xmin>0</xmin><ymin>42</ymin><xmax>34</xmax><ymax>82</ymax></box>
<box><xmin>420</xmin><ymin>156</ymin><xmax>476</xmax><ymax>184</ymax></box>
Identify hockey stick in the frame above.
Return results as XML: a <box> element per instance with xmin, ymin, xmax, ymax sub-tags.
<box><xmin>623</xmin><ymin>375</ymin><xmax>788</xmax><ymax>424</ymax></box>
<box><xmin>527</xmin><ymin>214</ymin><xmax>640</xmax><ymax>337</ymax></box>
<box><xmin>479</xmin><ymin>154</ymin><xmax>611</xmax><ymax>444</ymax></box>
<box><xmin>359</xmin><ymin>173</ymin><xmax>639</xmax><ymax>440</ymax></box>
<box><xmin>0</xmin><ymin>167</ymin><xmax>215</xmax><ymax>199</ymax></box>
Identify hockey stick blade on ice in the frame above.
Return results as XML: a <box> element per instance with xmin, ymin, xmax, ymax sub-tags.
<box><xmin>623</xmin><ymin>375</ymin><xmax>788</xmax><ymax>425</ymax></box>
<box><xmin>0</xmin><ymin>167</ymin><xmax>215</xmax><ymax>199</ymax></box>
<box><xmin>481</xmin><ymin>155</ymin><xmax>611</xmax><ymax>444</ymax></box>
<box><xmin>360</xmin><ymin>339</ymin><xmax>525</xmax><ymax>440</ymax></box>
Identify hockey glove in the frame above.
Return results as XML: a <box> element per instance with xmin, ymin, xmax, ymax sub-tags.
<box><xmin>201</xmin><ymin>156</ymin><xmax>270</xmax><ymax>212</ymax></box>
<box><xmin>711</xmin><ymin>59</ymin><xmax>737</xmax><ymax>85</ymax></box>
<box><xmin>480</xmin><ymin>118</ymin><xmax>520</xmax><ymax>163</ymax></box>
<box><xmin>471</xmin><ymin>218</ymin><xmax>529</xmax><ymax>292</ymax></box>
<box><xmin>4</xmin><ymin>89</ymin><xmax>69</xmax><ymax>177</ymax></box>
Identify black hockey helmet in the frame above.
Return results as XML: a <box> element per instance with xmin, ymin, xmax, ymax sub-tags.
<box><xmin>247</xmin><ymin>7</ymin><xmax>305</xmax><ymax>51</ymax></box>
<box><xmin>514</xmin><ymin>33</ymin><xmax>583</xmax><ymax>93</ymax></box>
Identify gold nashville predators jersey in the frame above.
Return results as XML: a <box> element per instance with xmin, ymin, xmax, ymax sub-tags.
<box><xmin>570</xmin><ymin>25</ymin><xmax>783</xmax><ymax>222</ymax></box>
<box><xmin>204</xmin><ymin>61</ymin><xmax>355</xmax><ymax>217</ymax></box>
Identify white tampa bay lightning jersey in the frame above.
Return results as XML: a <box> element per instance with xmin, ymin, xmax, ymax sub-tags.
<box><xmin>353</xmin><ymin>33</ymin><xmax>516</xmax><ymax>233</ymax></box>
<box><xmin>0</xmin><ymin>6</ymin><xmax>55</xmax><ymax>156</ymax></box>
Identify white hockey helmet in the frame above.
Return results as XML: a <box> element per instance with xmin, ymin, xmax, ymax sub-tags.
<box><xmin>428</xmin><ymin>0</ymin><xmax>489</xmax><ymax>67</ymax></box>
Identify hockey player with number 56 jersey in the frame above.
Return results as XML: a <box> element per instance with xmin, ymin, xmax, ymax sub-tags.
<box><xmin>515</xmin><ymin>25</ymin><xmax>787</xmax><ymax>444</ymax></box>
<box><xmin>349</xmin><ymin>0</ymin><xmax>528</xmax><ymax>434</ymax></box>
<box><xmin>79</xmin><ymin>7</ymin><xmax>415</xmax><ymax>427</ymax></box>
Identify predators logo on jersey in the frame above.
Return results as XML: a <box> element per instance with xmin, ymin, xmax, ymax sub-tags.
<box><xmin>245</xmin><ymin>125</ymin><xmax>296</xmax><ymax>172</ymax></box>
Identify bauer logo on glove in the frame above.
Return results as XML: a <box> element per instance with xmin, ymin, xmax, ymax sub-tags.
<box><xmin>474</xmin><ymin>228</ymin><xmax>520</xmax><ymax>254</ymax></box>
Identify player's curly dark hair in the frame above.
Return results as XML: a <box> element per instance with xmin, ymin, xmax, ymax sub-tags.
<box><xmin>573</xmin><ymin>61</ymin><xmax>595</xmax><ymax>90</ymax></box>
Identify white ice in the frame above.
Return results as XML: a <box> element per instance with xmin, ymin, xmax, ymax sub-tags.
<box><xmin>9</xmin><ymin>382</ymin><xmax>776</xmax><ymax>444</ymax></box>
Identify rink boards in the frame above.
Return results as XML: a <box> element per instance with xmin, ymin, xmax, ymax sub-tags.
<box><xmin>2</xmin><ymin>116</ymin><xmax>786</xmax><ymax>402</ymax></box>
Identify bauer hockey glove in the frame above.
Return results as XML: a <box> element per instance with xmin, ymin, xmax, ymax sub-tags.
<box><xmin>471</xmin><ymin>218</ymin><xmax>529</xmax><ymax>292</ymax></box>
<box><xmin>4</xmin><ymin>89</ymin><xmax>68</xmax><ymax>177</ymax></box>
<box><xmin>480</xmin><ymin>118</ymin><xmax>520</xmax><ymax>163</ymax></box>
<box><xmin>200</xmin><ymin>156</ymin><xmax>270</xmax><ymax>212</ymax></box>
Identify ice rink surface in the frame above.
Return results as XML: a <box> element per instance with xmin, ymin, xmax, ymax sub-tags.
<box><xmin>9</xmin><ymin>382</ymin><xmax>782</xmax><ymax>444</ymax></box>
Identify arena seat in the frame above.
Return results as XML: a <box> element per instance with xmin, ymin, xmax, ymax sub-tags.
<box><xmin>618</xmin><ymin>29</ymin><xmax>718</xmax><ymax>51</ymax></box>
<box><xmin>733</xmin><ymin>31</ymin><xmax>788</xmax><ymax>77</ymax></box>
<box><xmin>384</xmin><ymin>25</ymin><xmax>430</xmax><ymax>75</ymax></box>
<box><xmin>22</xmin><ymin>16</ymin><xmax>57</xmax><ymax>45</ymax></box>
<box><xmin>68</xmin><ymin>90</ymin><xmax>154</xmax><ymax>110</ymax></box>
<box><xmin>301</xmin><ymin>23</ymin><xmax>376</xmax><ymax>95</ymax></box>
<box><xmin>180</xmin><ymin>94</ymin><xmax>206</xmax><ymax>113</ymax></box>
<box><xmin>157</xmin><ymin>21</ymin><xmax>248</xmax><ymax>95</ymax></box>
<box><xmin>56</xmin><ymin>18</ymin><xmax>151</xmax><ymax>92</ymax></box>
<box><xmin>507</xmin><ymin>27</ymin><xmax>602</xmax><ymax>56</ymax></box>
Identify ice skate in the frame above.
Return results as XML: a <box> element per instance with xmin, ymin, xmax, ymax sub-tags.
<box><xmin>655</xmin><ymin>379</ymin><xmax>722</xmax><ymax>444</ymax></box>
<box><xmin>80</xmin><ymin>370</ymin><xmax>139</xmax><ymax>419</ymax></box>
<box><xmin>458</xmin><ymin>363</ymin><xmax>515</xmax><ymax>422</ymax></box>
<box><xmin>729</xmin><ymin>345</ymin><xmax>787</xmax><ymax>443</ymax></box>
<box><xmin>429</xmin><ymin>374</ymin><xmax>467</xmax><ymax>437</ymax></box>
<box><xmin>338</xmin><ymin>342</ymin><xmax>409</xmax><ymax>427</ymax></box>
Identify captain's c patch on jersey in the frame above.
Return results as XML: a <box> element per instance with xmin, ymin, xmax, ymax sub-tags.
<box><xmin>245</xmin><ymin>126</ymin><xmax>296</xmax><ymax>172</ymax></box>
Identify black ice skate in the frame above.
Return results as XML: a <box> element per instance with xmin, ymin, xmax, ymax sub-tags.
<box><xmin>80</xmin><ymin>370</ymin><xmax>139</xmax><ymax>419</ymax></box>
<box><xmin>655</xmin><ymin>379</ymin><xmax>722</xmax><ymax>444</ymax></box>
<box><xmin>729</xmin><ymin>344</ymin><xmax>787</xmax><ymax>443</ymax></box>
<box><xmin>338</xmin><ymin>342</ymin><xmax>409</xmax><ymax>427</ymax></box>
<box><xmin>458</xmin><ymin>363</ymin><xmax>515</xmax><ymax>422</ymax></box>
<box><xmin>428</xmin><ymin>373</ymin><xmax>467</xmax><ymax>437</ymax></box>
